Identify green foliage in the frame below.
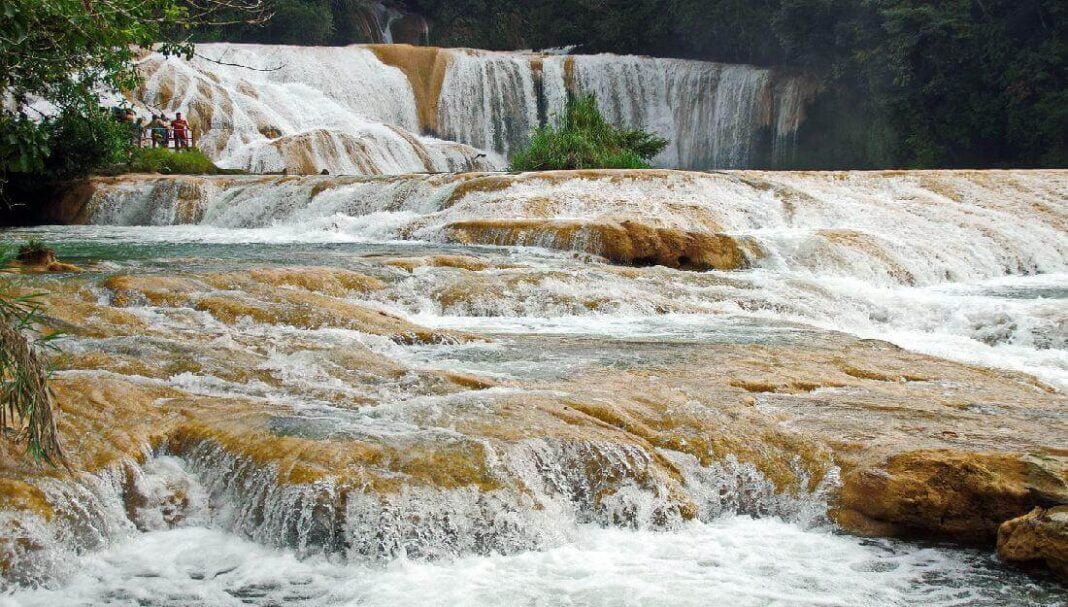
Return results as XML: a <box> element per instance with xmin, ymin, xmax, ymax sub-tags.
<box><xmin>267</xmin><ymin>0</ymin><xmax>334</xmax><ymax>45</ymax></box>
<box><xmin>2</xmin><ymin>106</ymin><xmax>137</xmax><ymax>217</ymax></box>
<box><xmin>192</xmin><ymin>0</ymin><xmax>345</xmax><ymax>45</ymax></box>
<box><xmin>1</xmin><ymin>0</ymin><xmax>265</xmax><ymax>208</ymax></box>
<box><xmin>402</xmin><ymin>0</ymin><xmax>672</xmax><ymax>54</ymax></box>
<box><xmin>510</xmin><ymin>95</ymin><xmax>668</xmax><ymax>171</ymax></box>
<box><xmin>1</xmin><ymin>1</ymin><xmax>190</xmax><ymax>183</ymax></box>
<box><xmin>0</xmin><ymin>270</ymin><xmax>64</xmax><ymax>465</ymax></box>
<box><xmin>126</xmin><ymin>148</ymin><xmax>222</xmax><ymax>175</ymax></box>
<box><xmin>43</xmin><ymin>107</ymin><xmax>136</xmax><ymax>181</ymax></box>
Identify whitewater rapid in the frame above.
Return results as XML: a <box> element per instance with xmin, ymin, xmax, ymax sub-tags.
<box><xmin>7</xmin><ymin>517</ymin><xmax>1057</xmax><ymax>607</ymax></box>
<box><xmin>2</xmin><ymin>168</ymin><xmax>1065</xmax><ymax>604</ymax></box>
<box><xmin>57</xmin><ymin>169</ymin><xmax>1068</xmax><ymax>388</ymax></box>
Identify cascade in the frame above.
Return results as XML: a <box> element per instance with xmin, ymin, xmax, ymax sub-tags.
<box><xmin>435</xmin><ymin>51</ymin><xmax>541</xmax><ymax>158</ymax></box>
<box><xmin>2</xmin><ymin>1</ymin><xmax>1066</xmax><ymax>597</ymax></box>
<box><xmin>131</xmin><ymin>44</ymin><xmax>814</xmax><ymax>175</ymax></box>
<box><xmin>1</xmin><ymin>168</ymin><xmax>1065</xmax><ymax>601</ymax></box>
<box><xmin>135</xmin><ymin>44</ymin><xmax>499</xmax><ymax>175</ymax></box>
<box><xmin>54</xmin><ymin>169</ymin><xmax>1068</xmax><ymax>388</ymax></box>
<box><xmin>67</xmin><ymin>170</ymin><xmax>1068</xmax><ymax>289</ymax></box>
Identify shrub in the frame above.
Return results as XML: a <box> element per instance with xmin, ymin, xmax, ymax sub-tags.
<box><xmin>126</xmin><ymin>147</ymin><xmax>222</xmax><ymax>175</ymax></box>
<box><xmin>42</xmin><ymin>106</ymin><xmax>134</xmax><ymax>181</ymax></box>
<box><xmin>510</xmin><ymin>95</ymin><xmax>668</xmax><ymax>171</ymax></box>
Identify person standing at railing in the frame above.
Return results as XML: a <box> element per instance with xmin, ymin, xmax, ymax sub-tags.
<box><xmin>160</xmin><ymin>115</ymin><xmax>172</xmax><ymax>148</ymax></box>
<box><xmin>132</xmin><ymin>116</ymin><xmax>146</xmax><ymax>147</ymax></box>
<box><xmin>172</xmin><ymin>112</ymin><xmax>191</xmax><ymax>149</ymax></box>
<box><xmin>147</xmin><ymin>115</ymin><xmax>166</xmax><ymax>148</ymax></box>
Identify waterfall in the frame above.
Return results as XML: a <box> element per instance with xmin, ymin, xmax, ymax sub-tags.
<box><xmin>136</xmin><ymin>44</ymin><xmax>499</xmax><ymax>176</ymax></box>
<box><xmin>69</xmin><ymin>170</ymin><xmax>1068</xmax><ymax>288</ymax></box>
<box><xmin>130</xmin><ymin>44</ymin><xmax>813</xmax><ymax>175</ymax></box>
<box><xmin>435</xmin><ymin>51</ymin><xmax>540</xmax><ymax>158</ymax></box>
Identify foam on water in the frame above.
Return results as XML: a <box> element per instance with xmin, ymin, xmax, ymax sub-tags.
<box><xmin>4</xmin><ymin>518</ymin><xmax>1060</xmax><ymax>607</ymax></box>
<box><xmin>2</xmin><ymin>169</ymin><xmax>1065</xmax><ymax>601</ymax></box>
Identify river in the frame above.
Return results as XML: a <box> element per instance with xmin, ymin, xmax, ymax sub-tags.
<box><xmin>0</xmin><ymin>168</ymin><xmax>1065</xmax><ymax>604</ymax></box>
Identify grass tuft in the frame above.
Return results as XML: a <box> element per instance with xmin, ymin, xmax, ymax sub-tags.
<box><xmin>15</xmin><ymin>239</ymin><xmax>53</xmax><ymax>265</ymax></box>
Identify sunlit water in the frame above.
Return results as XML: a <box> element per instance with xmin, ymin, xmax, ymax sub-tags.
<box><xmin>0</xmin><ymin>220</ymin><xmax>1064</xmax><ymax>605</ymax></box>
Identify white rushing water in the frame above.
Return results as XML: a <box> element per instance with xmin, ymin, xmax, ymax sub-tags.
<box><xmin>7</xmin><ymin>517</ymin><xmax>1056</xmax><ymax>607</ymax></box>
<box><xmin>135</xmin><ymin>45</ymin><xmax>500</xmax><ymax>175</ymax></box>
<box><xmin>2</xmin><ymin>169</ymin><xmax>1065</xmax><ymax>604</ymax></box>
<box><xmin>70</xmin><ymin>170</ymin><xmax>1068</xmax><ymax>387</ymax></box>
<box><xmin>0</xmin><ymin>449</ymin><xmax>1056</xmax><ymax>605</ymax></box>
<box><xmin>131</xmin><ymin>44</ymin><xmax>811</xmax><ymax>174</ymax></box>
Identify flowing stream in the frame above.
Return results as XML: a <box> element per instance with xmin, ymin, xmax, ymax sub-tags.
<box><xmin>0</xmin><ymin>169</ymin><xmax>1065</xmax><ymax>604</ymax></box>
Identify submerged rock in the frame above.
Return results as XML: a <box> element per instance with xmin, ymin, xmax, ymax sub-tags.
<box><xmin>6</xmin><ymin>247</ymin><xmax>81</xmax><ymax>273</ymax></box>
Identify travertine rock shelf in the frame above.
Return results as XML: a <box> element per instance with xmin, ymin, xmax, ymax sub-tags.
<box><xmin>2</xmin><ymin>169</ymin><xmax>1065</xmax><ymax>590</ymax></box>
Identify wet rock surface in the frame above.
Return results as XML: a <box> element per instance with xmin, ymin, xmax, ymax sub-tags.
<box><xmin>998</xmin><ymin>506</ymin><xmax>1068</xmax><ymax>578</ymax></box>
<box><xmin>0</xmin><ymin>259</ymin><xmax>1063</xmax><ymax>581</ymax></box>
<box><xmin>6</xmin><ymin>168</ymin><xmax>1068</xmax><ymax>589</ymax></box>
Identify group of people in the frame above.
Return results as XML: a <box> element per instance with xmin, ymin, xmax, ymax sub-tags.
<box><xmin>116</xmin><ymin>108</ymin><xmax>193</xmax><ymax>149</ymax></box>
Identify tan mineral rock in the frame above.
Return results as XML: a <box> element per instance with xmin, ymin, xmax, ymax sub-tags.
<box><xmin>0</xmin><ymin>258</ymin><xmax>1064</xmax><ymax>578</ymax></box>
<box><xmin>997</xmin><ymin>506</ymin><xmax>1068</xmax><ymax>579</ymax></box>
<box><xmin>835</xmin><ymin>450</ymin><xmax>1047</xmax><ymax>542</ymax></box>
<box><xmin>445</xmin><ymin>218</ymin><xmax>761</xmax><ymax>271</ymax></box>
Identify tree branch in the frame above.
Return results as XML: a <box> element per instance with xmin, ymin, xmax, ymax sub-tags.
<box><xmin>194</xmin><ymin>52</ymin><xmax>284</xmax><ymax>72</ymax></box>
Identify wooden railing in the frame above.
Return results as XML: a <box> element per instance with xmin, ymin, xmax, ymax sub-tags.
<box><xmin>137</xmin><ymin>128</ymin><xmax>198</xmax><ymax>149</ymax></box>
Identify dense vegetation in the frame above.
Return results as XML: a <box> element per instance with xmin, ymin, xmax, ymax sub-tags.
<box><xmin>410</xmin><ymin>0</ymin><xmax>1066</xmax><ymax>169</ymax></box>
<box><xmin>1</xmin><ymin>1</ymin><xmax>254</xmax><ymax>216</ymax></box>
<box><xmin>510</xmin><ymin>96</ymin><xmax>668</xmax><ymax>171</ymax></box>
<box><xmin>188</xmin><ymin>0</ymin><xmax>422</xmax><ymax>46</ymax></box>
<box><xmin>199</xmin><ymin>0</ymin><xmax>1065</xmax><ymax>169</ymax></box>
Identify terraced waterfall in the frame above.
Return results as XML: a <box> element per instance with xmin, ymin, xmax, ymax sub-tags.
<box><xmin>0</xmin><ymin>168</ymin><xmax>1064</xmax><ymax>604</ymax></box>
<box><xmin>130</xmin><ymin>44</ymin><xmax>813</xmax><ymax>174</ymax></box>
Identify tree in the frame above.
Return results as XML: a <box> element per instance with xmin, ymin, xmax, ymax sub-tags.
<box><xmin>510</xmin><ymin>95</ymin><xmax>668</xmax><ymax>171</ymax></box>
<box><xmin>266</xmin><ymin>0</ymin><xmax>333</xmax><ymax>45</ymax></box>
<box><xmin>0</xmin><ymin>0</ymin><xmax>268</xmax><ymax>199</ymax></box>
